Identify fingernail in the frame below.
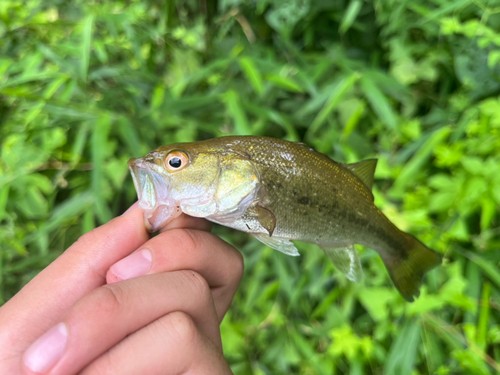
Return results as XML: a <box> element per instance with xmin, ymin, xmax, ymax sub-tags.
<box><xmin>23</xmin><ymin>322</ymin><xmax>68</xmax><ymax>373</ymax></box>
<box><xmin>109</xmin><ymin>249</ymin><xmax>152</xmax><ymax>280</ymax></box>
<box><xmin>122</xmin><ymin>201</ymin><xmax>139</xmax><ymax>216</ymax></box>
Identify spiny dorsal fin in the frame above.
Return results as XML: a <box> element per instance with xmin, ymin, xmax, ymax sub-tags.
<box><xmin>345</xmin><ymin>159</ymin><xmax>378</xmax><ymax>190</ymax></box>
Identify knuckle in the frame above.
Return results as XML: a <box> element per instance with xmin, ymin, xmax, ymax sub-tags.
<box><xmin>161</xmin><ymin>311</ymin><xmax>198</xmax><ymax>345</ymax></box>
<box><xmin>92</xmin><ymin>284</ymin><xmax>127</xmax><ymax>315</ymax></box>
<box><xmin>184</xmin><ymin>270</ymin><xmax>211</xmax><ymax>304</ymax></box>
<box><xmin>85</xmin><ymin>352</ymin><xmax>115</xmax><ymax>375</ymax></box>
<box><xmin>166</xmin><ymin>229</ymin><xmax>199</xmax><ymax>255</ymax></box>
<box><xmin>232</xmin><ymin>248</ymin><xmax>245</xmax><ymax>282</ymax></box>
<box><xmin>74</xmin><ymin>228</ymin><xmax>101</xmax><ymax>248</ymax></box>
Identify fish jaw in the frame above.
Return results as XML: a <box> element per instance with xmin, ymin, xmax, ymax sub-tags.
<box><xmin>128</xmin><ymin>157</ymin><xmax>181</xmax><ymax>231</ymax></box>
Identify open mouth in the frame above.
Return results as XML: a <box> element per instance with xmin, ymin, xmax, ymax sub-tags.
<box><xmin>128</xmin><ymin>158</ymin><xmax>180</xmax><ymax>232</ymax></box>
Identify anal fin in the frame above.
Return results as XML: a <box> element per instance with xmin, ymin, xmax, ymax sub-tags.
<box><xmin>252</xmin><ymin>233</ymin><xmax>299</xmax><ymax>256</ymax></box>
<box><xmin>321</xmin><ymin>244</ymin><xmax>363</xmax><ymax>282</ymax></box>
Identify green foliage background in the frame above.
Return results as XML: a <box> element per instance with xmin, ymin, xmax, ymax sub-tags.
<box><xmin>1</xmin><ymin>0</ymin><xmax>500</xmax><ymax>373</ymax></box>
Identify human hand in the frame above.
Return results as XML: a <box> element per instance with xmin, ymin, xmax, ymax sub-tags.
<box><xmin>0</xmin><ymin>203</ymin><xmax>244</xmax><ymax>374</ymax></box>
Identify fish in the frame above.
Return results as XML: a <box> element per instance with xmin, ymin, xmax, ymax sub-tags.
<box><xmin>128</xmin><ymin>136</ymin><xmax>441</xmax><ymax>301</ymax></box>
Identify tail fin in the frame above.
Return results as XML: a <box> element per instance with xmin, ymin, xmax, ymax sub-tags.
<box><xmin>382</xmin><ymin>235</ymin><xmax>441</xmax><ymax>302</ymax></box>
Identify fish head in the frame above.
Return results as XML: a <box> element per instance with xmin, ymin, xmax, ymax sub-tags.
<box><xmin>128</xmin><ymin>143</ymin><xmax>220</xmax><ymax>231</ymax></box>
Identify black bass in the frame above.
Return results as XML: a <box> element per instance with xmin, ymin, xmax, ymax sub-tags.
<box><xmin>128</xmin><ymin>136</ymin><xmax>441</xmax><ymax>301</ymax></box>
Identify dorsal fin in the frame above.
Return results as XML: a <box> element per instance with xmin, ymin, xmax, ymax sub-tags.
<box><xmin>345</xmin><ymin>159</ymin><xmax>378</xmax><ymax>190</ymax></box>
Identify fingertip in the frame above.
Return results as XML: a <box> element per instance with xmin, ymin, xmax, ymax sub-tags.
<box><xmin>122</xmin><ymin>201</ymin><xmax>139</xmax><ymax>216</ymax></box>
<box><xmin>117</xmin><ymin>202</ymin><xmax>149</xmax><ymax>239</ymax></box>
<box><xmin>107</xmin><ymin>249</ymin><xmax>153</xmax><ymax>284</ymax></box>
<box><xmin>106</xmin><ymin>270</ymin><xmax>122</xmax><ymax>284</ymax></box>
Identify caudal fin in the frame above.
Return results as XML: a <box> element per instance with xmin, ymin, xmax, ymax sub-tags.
<box><xmin>382</xmin><ymin>235</ymin><xmax>441</xmax><ymax>302</ymax></box>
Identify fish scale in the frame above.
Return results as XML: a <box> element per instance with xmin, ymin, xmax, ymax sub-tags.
<box><xmin>235</xmin><ymin>137</ymin><xmax>373</xmax><ymax>244</ymax></box>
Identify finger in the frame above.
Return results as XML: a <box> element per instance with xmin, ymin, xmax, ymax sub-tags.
<box><xmin>22</xmin><ymin>271</ymin><xmax>220</xmax><ymax>375</ymax></box>
<box><xmin>0</xmin><ymin>203</ymin><xmax>148</xmax><ymax>355</ymax></box>
<box><xmin>159</xmin><ymin>213</ymin><xmax>213</xmax><ymax>232</ymax></box>
<box><xmin>0</xmin><ymin>205</ymin><xmax>214</xmax><ymax>357</ymax></box>
<box><xmin>107</xmin><ymin>229</ymin><xmax>244</xmax><ymax>321</ymax></box>
<box><xmin>81</xmin><ymin>312</ymin><xmax>232</xmax><ymax>375</ymax></box>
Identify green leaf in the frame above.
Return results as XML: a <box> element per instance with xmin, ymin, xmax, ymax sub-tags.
<box><xmin>0</xmin><ymin>185</ymin><xmax>9</xmax><ymax>221</ymax></box>
<box><xmin>341</xmin><ymin>99</ymin><xmax>366</xmax><ymax>139</ymax></box>
<box><xmin>151</xmin><ymin>85</ymin><xmax>166</xmax><ymax>110</ymax></box>
<box><xmin>480</xmin><ymin>196</ymin><xmax>496</xmax><ymax>230</ymax></box>
<box><xmin>384</xmin><ymin>320</ymin><xmax>421</xmax><ymax>375</ymax></box>
<box><xmin>81</xmin><ymin>15</ymin><xmax>94</xmax><ymax>83</ymax></box>
<box><xmin>360</xmin><ymin>75</ymin><xmax>398</xmax><ymax>131</ymax></box>
<box><xmin>23</xmin><ymin>192</ymin><xmax>94</xmax><ymax>246</ymax></box>
<box><xmin>339</xmin><ymin>0</ymin><xmax>363</xmax><ymax>34</ymax></box>
<box><xmin>117</xmin><ymin>117</ymin><xmax>143</xmax><ymax>155</ymax></box>
<box><xmin>456</xmin><ymin>249</ymin><xmax>500</xmax><ymax>291</ymax></box>
<box><xmin>91</xmin><ymin>116</ymin><xmax>113</xmax><ymax>223</ymax></box>
<box><xmin>266</xmin><ymin>74</ymin><xmax>305</xmax><ymax>93</ymax></box>
<box><xmin>461</xmin><ymin>157</ymin><xmax>484</xmax><ymax>175</ymax></box>
<box><xmin>358</xmin><ymin>287</ymin><xmax>395</xmax><ymax>322</ymax></box>
<box><xmin>223</xmin><ymin>90</ymin><xmax>251</xmax><ymax>135</ymax></box>
<box><xmin>391</xmin><ymin>126</ymin><xmax>451</xmax><ymax>198</ymax></box>
<box><xmin>239</xmin><ymin>57</ymin><xmax>263</xmax><ymax>96</ymax></box>
<box><xmin>477</xmin><ymin>283</ymin><xmax>491</xmax><ymax>351</ymax></box>
<box><xmin>306</xmin><ymin>72</ymin><xmax>359</xmax><ymax>138</ymax></box>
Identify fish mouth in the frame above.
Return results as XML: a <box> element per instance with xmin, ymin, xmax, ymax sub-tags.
<box><xmin>128</xmin><ymin>158</ymin><xmax>180</xmax><ymax>232</ymax></box>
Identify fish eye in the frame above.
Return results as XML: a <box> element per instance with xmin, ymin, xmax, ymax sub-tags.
<box><xmin>169</xmin><ymin>157</ymin><xmax>181</xmax><ymax>168</ymax></box>
<box><xmin>165</xmin><ymin>151</ymin><xmax>189</xmax><ymax>172</ymax></box>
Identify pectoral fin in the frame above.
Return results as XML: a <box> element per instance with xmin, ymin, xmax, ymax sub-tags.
<box><xmin>252</xmin><ymin>234</ymin><xmax>299</xmax><ymax>256</ymax></box>
<box><xmin>246</xmin><ymin>204</ymin><xmax>276</xmax><ymax>236</ymax></box>
<box><xmin>321</xmin><ymin>245</ymin><xmax>363</xmax><ymax>282</ymax></box>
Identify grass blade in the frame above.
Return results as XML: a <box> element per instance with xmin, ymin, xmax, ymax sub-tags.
<box><xmin>384</xmin><ymin>320</ymin><xmax>421</xmax><ymax>375</ymax></box>
<box><xmin>339</xmin><ymin>0</ymin><xmax>363</xmax><ymax>34</ymax></box>
<box><xmin>477</xmin><ymin>282</ymin><xmax>491</xmax><ymax>351</ymax></box>
<box><xmin>360</xmin><ymin>74</ymin><xmax>398</xmax><ymax>131</ymax></box>
<box><xmin>306</xmin><ymin>72</ymin><xmax>359</xmax><ymax>138</ymax></box>
<box><xmin>23</xmin><ymin>192</ymin><xmax>94</xmax><ymax>245</ymax></box>
<box><xmin>390</xmin><ymin>126</ymin><xmax>451</xmax><ymax>198</ymax></box>
<box><xmin>91</xmin><ymin>116</ymin><xmax>113</xmax><ymax>223</ymax></box>
<box><xmin>223</xmin><ymin>90</ymin><xmax>251</xmax><ymax>135</ymax></box>
<box><xmin>457</xmin><ymin>248</ymin><xmax>500</xmax><ymax>292</ymax></box>
<box><xmin>239</xmin><ymin>57</ymin><xmax>263</xmax><ymax>96</ymax></box>
<box><xmin>81</xmin><ymin>15</ymin><xmax>94</xmax><ymax>83</ymax></box>
<box><xmin>266</xmin><ymin>74</ymin><xmax>305</xmax><ymax>93</ymax></box>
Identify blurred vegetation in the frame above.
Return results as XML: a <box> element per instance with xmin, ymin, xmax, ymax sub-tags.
<box><xmin>1</xmin><ymin>0</ymin><xmax>500</xmax><ymax>373</ymax></box>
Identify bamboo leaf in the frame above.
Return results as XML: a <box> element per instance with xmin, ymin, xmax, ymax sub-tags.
<box><xmin>91</xmin><ymin>116</ymin><xmax>113</xmax><ymax>223</ymax></box>
<box><xmin>266</xmin><ymin>74</ymin><xmax>305</xmax><ymax>93</ymax></box>
<box><xmin>307</xmin><ymin>72</ymin><xmax>359</xmax><ymax>138</ymax></box>
<box><xmin>223</xmin><ymin>90</ymin><xmax>251</xmax><ymax>135</ymax></box>
<box><xmin>384</xmin><ymin>320</ymin><xmax>421</xmax><ymax>375</ymax></box>
<box><xmin>360</xmin><ymin>74</ymin><xmax>398</xmax><ymax>131</ymax></box>
<box><xmin>457</xmin><ymin>248</ymin><xmax>500</xmax><ymax>291</ymax></box>
<box><xmin>339</xmin><ymin>0</ymin><xmax>363</xmax><ymax>34</ymax></box>
<box><xmin>239</xmin><ymin>57</ymin><xmax>264</xmax><ymax>96</ymax></box>
<box><xmin>391</xmin><ymin>126</ymin><xmax>451</xmax><ymax>197</ymax></box>
<box><xmin>81</xmin><ymin>15</ymin><xmax>94</xmax><ymax>83</ymax></box>
<box><xmin>477</xmin><ymin>283</ymin><xmax>491</xmax><ymax>351</ymax></box>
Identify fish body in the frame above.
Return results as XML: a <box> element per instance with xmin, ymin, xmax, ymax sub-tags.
<box><xmin>128</xmin><ymin>136</ymin><xmax>441</xmax><ymax>301</ymax></box>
